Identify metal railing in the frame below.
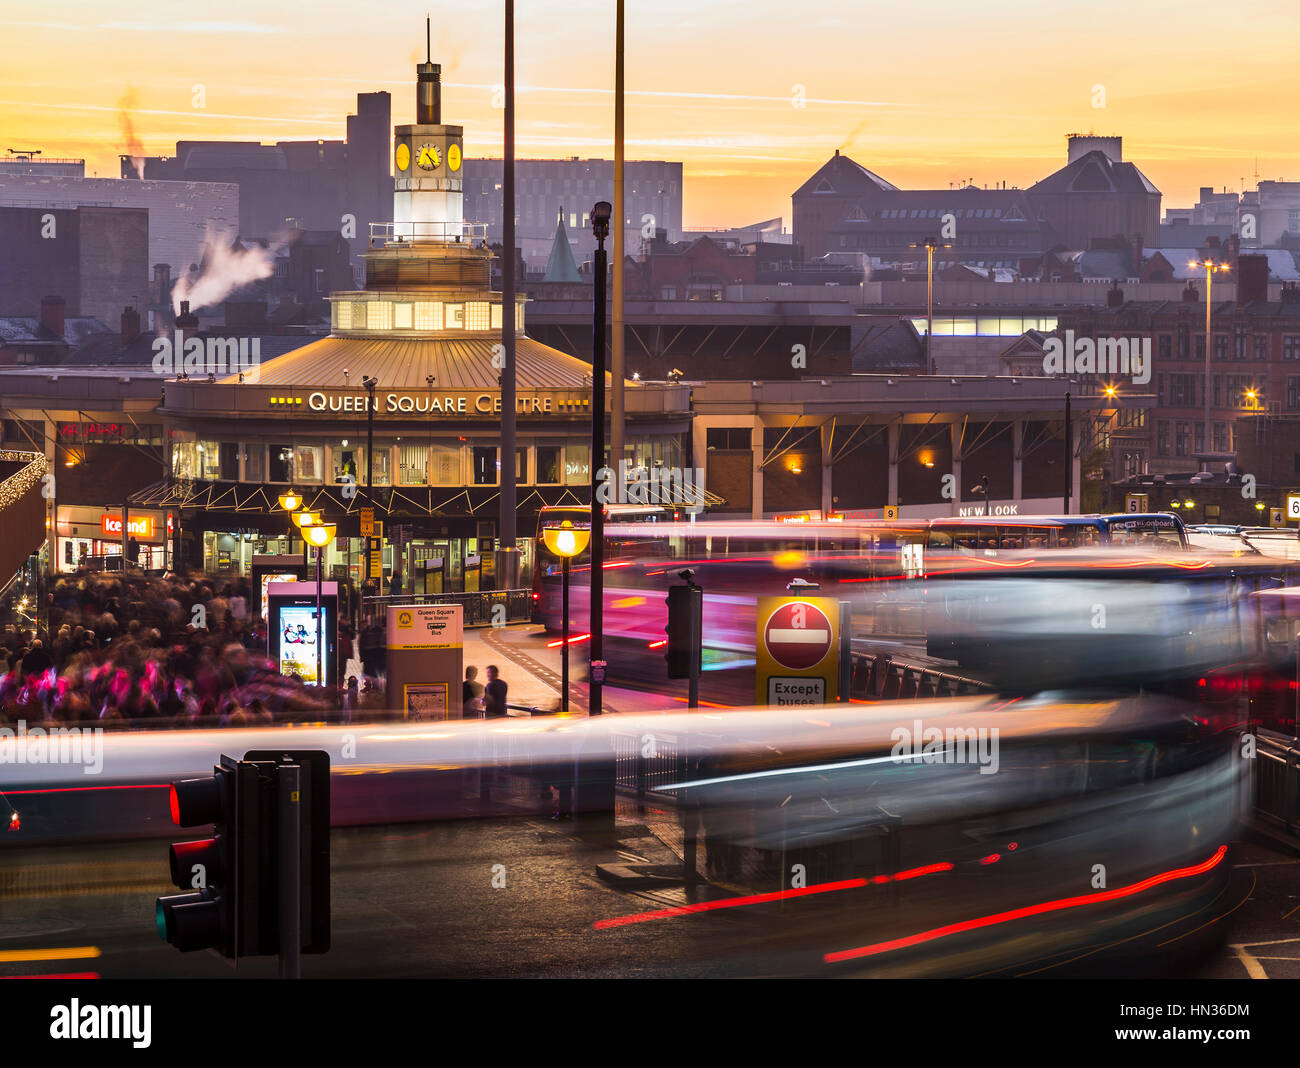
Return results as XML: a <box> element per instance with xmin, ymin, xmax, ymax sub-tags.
<box><xmin>1252</xmin><ymin>729</ymin><xmax>1300</xmax><ymax>841</ymax></box>
<box><xmin>369</xmin><ymin>221</ymin><xmax>490</xmax><ymax>246</ymax></box>
<box><xmin>361</xmin><ymin>588</ymin><xmax>533</xmax><ymax>627</ymax></box>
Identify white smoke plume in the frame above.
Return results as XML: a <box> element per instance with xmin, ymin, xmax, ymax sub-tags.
<box><xmin>172</xmin><ymin>226</ymin><xmax>279</xmax><ymax>313</ymax></box>
<box><xmin>117</xmin><ymin>88</ymin><xmax>147</xmax><ymax>179</ymax></box>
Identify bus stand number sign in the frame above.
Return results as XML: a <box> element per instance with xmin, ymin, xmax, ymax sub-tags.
<box><xmin>1288</xmin><ymin>495</ymin><xmax>1300</xmax><ymax>521</ymax></box>
<box><xmin>756</xmin><ymin>597</ymin><xmax>839</xmax><ymax>706</ymax></box>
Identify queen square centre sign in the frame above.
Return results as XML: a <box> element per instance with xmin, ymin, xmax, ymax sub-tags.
<box><xmin>297</xmin><ymin>391</ymin><xmax>577</xmax><ymax>416</ymax></box>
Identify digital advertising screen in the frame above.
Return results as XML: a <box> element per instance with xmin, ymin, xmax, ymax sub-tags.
<box><xmin>267</xmin><ymin>581</ymin><xmax>338</xmax><ymax>690</ymax></box>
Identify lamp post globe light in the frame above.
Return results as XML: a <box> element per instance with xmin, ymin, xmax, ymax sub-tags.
<box><xmin>541</xmin><ymin>520</ymin><xmax>591</xmax><ymax>714</ymax></box>
<box><xmin>306</xmin><ymin>522</ymin><xmax>337</xmax><ymax>691</ymax></box>
<box><xmin>278</xmin><ymin>489</ymin><xmax>303</xmax><ymax>544</ymax></box>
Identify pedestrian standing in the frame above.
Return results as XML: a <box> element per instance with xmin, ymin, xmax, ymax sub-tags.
<box><xmin>484</xmin><ymin>664</ymin><xmax>508</xmax><ymax>718</ymax></box>
<box><xmin>462</xmin><ymin>665</ymin><xmax>484</xmax><ymax>717</ymax></box>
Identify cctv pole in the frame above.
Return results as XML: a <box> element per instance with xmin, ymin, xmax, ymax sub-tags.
<box><xmin>1063</xmin><ymin>391</ymin><xmax>1072</xmax><ymax>514</ymax></box>
<box><xmin>610</xmin><ymin>0</ymin><xmax>626</xmax><ymax>472</ymax></box>
<box><xmin>498</xmin><ymin>0</ymin><xmax>518</xmax><ymax>591</ymax></box>
<box><xmin>590</xmin><ymin>204</ymin><xmax>609</xmax><ymax>717</ymax></box>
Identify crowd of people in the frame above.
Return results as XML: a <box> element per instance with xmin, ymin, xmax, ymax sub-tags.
<box><xmin>0</xmin><ymin>572</ymin><xmax>339</xmax><ymax>730</ymax></box>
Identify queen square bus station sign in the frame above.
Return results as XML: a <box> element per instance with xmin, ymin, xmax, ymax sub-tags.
<box><xmin>755</xmin><ymin>596</ymin><xmax>841</xmax><ymax>706</ymax></box>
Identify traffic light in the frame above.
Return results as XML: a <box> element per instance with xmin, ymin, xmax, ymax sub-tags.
<box><xmin>155</xmin><ymin>751</ymin><xmax>330</xmax><ymax>962</ymax></box>
<box><xmin>665</xmin><ymin>581</ymin><xmax>703</xmax><ymax>680</ymax></box>
<box><xmin>155</xmin><ymin>756</ymin><xmax>269</xmax><ymax>957</ymax></box>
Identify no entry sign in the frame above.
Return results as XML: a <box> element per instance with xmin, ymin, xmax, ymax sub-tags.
<box><xmin>763</xmin><ymin>601</ymin><xmax>834</xmax><ymax>670</ymax></box>
<box><xmin>756</xmin><ymin>595</ymin><xmax>842</xmax><ymax>706</ymax></box>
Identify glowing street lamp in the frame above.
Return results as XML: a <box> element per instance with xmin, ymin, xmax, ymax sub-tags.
<box><xmin>278</xmin><ymin>489</ymin><xmax>303</xmax><ymax>546</ymax></box>
<box><xmin>305</xmin><ymin>522</ymin><xmax>337</xmax><ymax>690</ymax></box>
<box><xmin>292</xmin><ymin>509</ymin><xmax>324</xmax><ymax>529</ymax></box>
<box><xmin>542</xmin><ymin>519</ymin><xmax>591</xmax><ymax>713</ymax></box>
<box><xmin>1189</xmin><ymin>257</ymin><xmax>1230</xmax><ymax>463</ymax></box>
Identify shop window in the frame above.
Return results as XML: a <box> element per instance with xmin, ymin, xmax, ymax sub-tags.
<box><xmin>565</xmin><ymin>444</ymin><xmax>590</xmax><ymax>485</ymax></box>
<box><xmin>243</xmin><ymin>444</ymin><xmax>263</xmax><ymax>482</ymax></box>
<box><xmin>472</xmin><ymin>446</ymin><xmax>498</xmax><ymax>485</ymax></box>
<box><xmin>333</xmin><ymin>443</ymin><xmax>361</xmax><ymax>484</ymax></box>
<box><xmin>335</xmin><ymin>302</ymin><xmax>352</xmax><ymax>330</ymax></box>
<box><xmin>219</xmin><ymin>442</ymin><xmax>240</xmax><ymax>481</ymax></box>
<box><xmin>269</xmin><ymin>445</ymin><xmax>293</xmax><ymax>483</ymax></box>
<box><xmin>398</xmin><ymin>444</ymin><xmax>428</xmax><ymax>485</ymax></box>
<box><xmin>197</xmin><ymin>440</ymin><xmax>219</xmax><ymax>480</ymax></box>
<box><xmin>414</xmin><ymin>302</ymin><xmax>443</xmax><ymax>331</ymax></box>
<box><xmin>536</xmin><ymin>445</ymin><xmax>562</xmax><ymax>485</ymax></box>
<box><xmin>707</xmin><ymin>427</ymin><xmax>751</xmax><ymax>450</ymax></box>
<box><xmin>294</xmin><ymin>445</ymin><xmax>324</xmax><ymax>483</ymax></box>
<box><xmin>429</xmin><ymin>444</ymin><xmax>461</xmax><ymax>485</ymax></box>
<box><xmin>366</xmin><ymin>302</ymin><xmax>393</xmax><ymax>331</ymax></box>
<box><xmin>465</xmin><ymin>302</ymin><xmax>491</xmax><ymax>331</ymax></box>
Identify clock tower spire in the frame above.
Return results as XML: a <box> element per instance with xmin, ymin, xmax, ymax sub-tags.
<box><xmin>393</xmin><ymin>18</ymin><xmax>464</xmax><ymax>242</ymax></box>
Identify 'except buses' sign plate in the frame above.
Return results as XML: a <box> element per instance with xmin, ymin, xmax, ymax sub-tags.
<box><xmin>755</xmin><ymin>596</ymin><xmax>840</xmax><ymax>706</ymax></box>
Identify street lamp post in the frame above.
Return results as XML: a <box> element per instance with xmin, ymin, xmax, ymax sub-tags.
<box><xmin>589</xmin><ymin>200</ymin><xmax>612</xmax><ymax>717</ymax></box>
<box><xmin>361</xmin><ymin>376</ymin><xmax>378</xmax><ymax>504</ymax></box>
<box><xmin>541</xmin><ymin>520</ymin><xmax>591</xmax><ymax>713</ymax></box>
<box><xmin>910</xmin><ymin>237</ymin><xmax>951</xmax><ymax>375</ymax></box>
<box><xmin>1190</xmin><ymin>258</ymin><xmax>1229</xmax><ymax>464</ymax></box>
<box><xmin>306</xmin><ymin>522</ymin><xmax>337</xmax><ymax>692</ymax></box>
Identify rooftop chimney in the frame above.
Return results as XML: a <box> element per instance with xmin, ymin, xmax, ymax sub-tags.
<box><xmin>1281</xmin><ymin>282</ymin><xmax>1300</xmax><ymax>305</ymax></box>
<box><xmin>1182</xmin><ymin>283</ymin><xmax>1199</xmax><ymax>303</ymax></box>
<box><xmin>1107</xmin><ymin>282</ymin><xmax>1124</xmax><ymax>308</ymax></box>
<box><xmin>40</xmin><ymin>295</ymin><xmax>66</xmax><ymax>338</ymax></box>
<box><xmin>121</xmin><ymin>305</ymin><xmax>141</xmax><ymax>346</ymax></box>
<box><xmin>175</xmin><ymin>300</ymin><xmax>199</xmax><ymax>334</ymax></box>
<box><xmin>153</xmin><ymin>263</ymin><xmax>171</xmax><ymax>307</ymax></box>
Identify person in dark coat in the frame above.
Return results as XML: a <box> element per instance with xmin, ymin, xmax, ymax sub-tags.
<box><xmin>484</xmin><ymin>665</ymin><xmax>508</xmax><ymax>718</ymax></box>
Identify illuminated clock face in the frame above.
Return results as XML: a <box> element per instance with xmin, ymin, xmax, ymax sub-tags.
<box><xmin>447</xmin><ymin>143</ymin><xmax>462</xmax><ymax>172</ymax></box>
<box><xmin>416</xmin><ymin>144</ymin><xmax>441</xmax><ymax>170</ymax></box>
<box><xmin>395</xmin><ymin>143</ymin><xmax>410</xmax><ymax>171</ymax></box>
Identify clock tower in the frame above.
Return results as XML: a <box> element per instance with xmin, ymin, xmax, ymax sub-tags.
<box><xmin>392</xmin><ymin>29</ymin><xmax>464</xmax><ymax>241</ymax></box>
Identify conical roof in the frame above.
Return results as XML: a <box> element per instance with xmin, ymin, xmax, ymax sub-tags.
<box><xmin>543</xmin><ymin>211</ymin><xmax>583</xmax><ymax>283</ymax></box>
<box><xmin>224</xmin><ymin>334</ymin><xmax>617</xmax><ymax>389</ymax></box>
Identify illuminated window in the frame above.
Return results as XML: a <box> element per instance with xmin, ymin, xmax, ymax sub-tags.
<box><xmin>335</xmin><ymin>301</ymin><xmax>352</xmax><ymax>329</ymax></box>
<box><xmin>465</xmin><ymin>302</ymin><xmax>491</xmax><ymax>331</ymax></box>
<box><xmin>367</xmin><ymin>302</ymin><xmax>393</xmax><ymax>330</ymax></box>
<box><xmin>445</xmin><ymin>303</ymin><xmax>465</xmax><ymax>329</ymax></box>
<box><xmin>515</xmin><ymin>303</ymin><xmax>525</xmax><ymax>331</ymax></box>
<box><xmin>491</xmin><ymin>304</ymin><xmax>504</xmax><ymax>330</ymax></box>
<box><xmin>393</xmin><ymin>302</ymin><xmax>413</xmax><ymax>329</ymax></box>
<box><xmin>414</xmin><ymin>302</ymin><xmax>443</xmax><ymax>330</ymax></box>
<box><xmin>352</xmin><ymin>301</ymin><xmax>367</xmax><ymax>327</ymax></box>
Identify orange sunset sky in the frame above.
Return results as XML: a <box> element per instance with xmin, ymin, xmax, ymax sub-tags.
<box><xmin>3</xmin><ymin>0</ymin><xmax>1298</xmax><ymax>228</ymax></box>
